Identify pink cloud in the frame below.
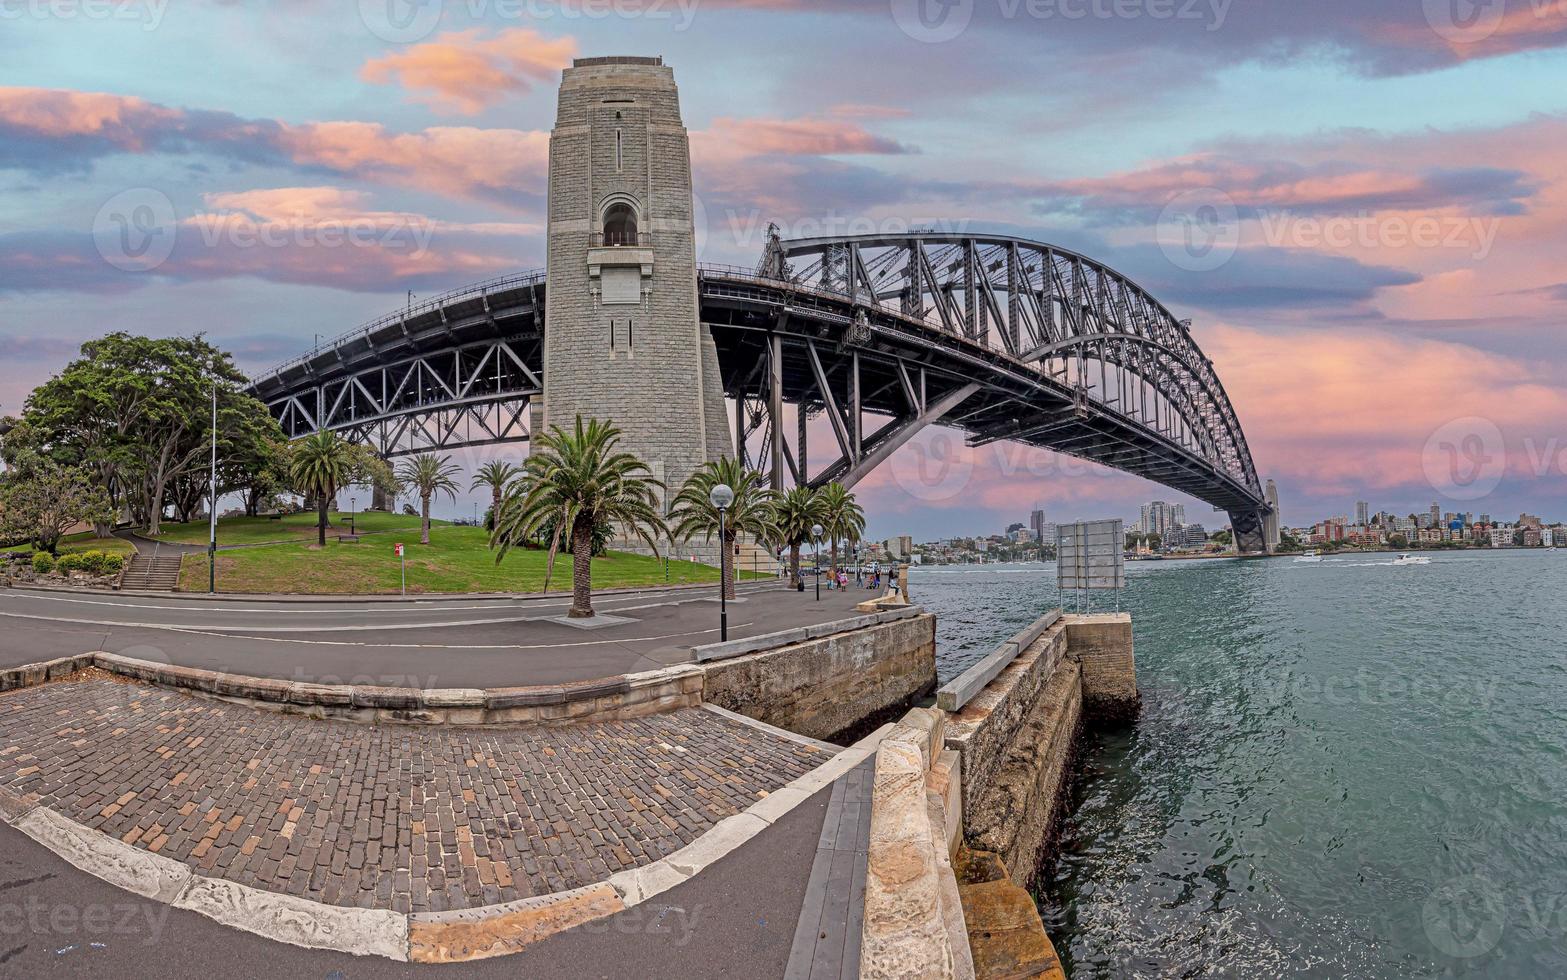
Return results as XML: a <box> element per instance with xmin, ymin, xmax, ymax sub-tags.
<box><xmin>694</xmin><ymin>115</ymin><xmax>910</xmax><ymax>161</ymax></box>
<box><xmin>274</xmin><ymin>122</ymin><xmax>549</xmax><ymax>202</ymax></box>
<box><xmin>0</xmin><ymin>88</ymin><xmax>550</xmax><ymax>206</ymax></box>
<box><xmin>360</xmin><ymin>28</ymin><xmax>577</xmax><ymax>115</ymax></box>
<box><xmin>1208</xmin><ymin>323</ymin><xmax>1567</xmax><ymax>495</ymax></box>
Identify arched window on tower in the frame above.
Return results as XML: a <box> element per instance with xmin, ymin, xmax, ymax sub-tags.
<box><xmin>602</xmin><ymin>203</ymin><xmax>639</xmax><ymax>246</ymax></box>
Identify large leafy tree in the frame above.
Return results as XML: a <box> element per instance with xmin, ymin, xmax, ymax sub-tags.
<box><xmin>471</xmin><ymin>460</ymin><xmax>521</xmax><ymax>530</ymax></box>
<box><xmin>21</xmin><ymin>333</ymin><xmax>279</xmax><ymax>537</ymax></box>
<box><xmin>491</xmin><ymin>417</ymin><xmax>666</xmax><ymax>618</ymax></box>
<box><xmin>397</xmin><ymin>453</ymin><xmax>461</xmax><ymax>545</ymax></box>
<box><xmin>815</xmin><ymin>481</ymin><xmax>865</xmax><ymax>578</ymax></box>
<box><xmin>289</xmin><ymin>432</ymin><xmax>353</xmax><ymax>547</ymax></box>
<box><xmin>668</xmin><ymin>456</ymin><xmax>775</xmax><ymax>601</ymax></box>
<box><xmin>768</xmin><ymin>485</ymin><xmax>825</xmax><ymax>586</ymax></box>
<box><xmin>0</xmin><ymin>452</ymin><xmax>114</xmax><ymax>554</ymax></box>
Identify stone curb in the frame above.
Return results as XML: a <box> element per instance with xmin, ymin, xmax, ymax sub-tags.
<box><xmin>690</xmin><ymin>604</ymin><xmax>924</xmax><ymax>663</ymax></box>
<box><xmin>1</xmin><ymin>653</ymin><xmax>707</xmax><ymax>729</ymax></box>
<box><xmin>0</xmin><ymin>725</ymin><xmax>892</xmax><ymax>963</ymax></box>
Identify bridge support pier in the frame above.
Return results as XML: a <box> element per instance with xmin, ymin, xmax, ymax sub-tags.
<box><xmin>1228</xmin><ymin>509</ymin><xmax>1271</xmax><ymax>555</ymax></box>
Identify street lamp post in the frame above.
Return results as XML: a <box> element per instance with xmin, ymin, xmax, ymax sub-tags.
<box><xmin>349</xmin><ymin>496</ymin><xmax>357</xmax><ymax>536</ymax></box>
<box><xmin>812</xmin><ymin>523</ymin><xmax>824</xmax><ymax>601</ymax></box>
<box><xmin>709</xmin><ymin>483</ymin><xmax>734</xmax><ymax>641</ymax></box>
<box><xmin>208</xmin><ymin>382</ymin><xmax>218</xmax><ymax>594</ymax></box>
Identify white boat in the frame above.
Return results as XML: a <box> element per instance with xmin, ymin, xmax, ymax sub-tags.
<box><xmin>1391</xmin><ymin>553</ymin><xmax>1430</xmax><ymax>566</ymax></box>
<box><xmin>1295</xmin><ymin>550</ymin><xmax>1323</xmax><ymax>563</ymax></box>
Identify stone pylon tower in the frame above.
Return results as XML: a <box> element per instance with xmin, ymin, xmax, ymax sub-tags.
<box><xmin>541</xmin><ymin>56</ymin><xmax>730</xmax><ymax>506</ymax></box>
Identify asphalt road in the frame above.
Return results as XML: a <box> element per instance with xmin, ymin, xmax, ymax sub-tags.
<box><xmin>0</xmin><ymin>776</ymin><xmax>834</xmax><ymax>979</ymax></box>
<box><xmin>0</xmin><ymin>583</ymin><xmax>874</xmax><ymax>687</ymax></box>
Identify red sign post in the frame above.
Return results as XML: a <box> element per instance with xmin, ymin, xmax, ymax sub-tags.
<box><xmin>395</xmin><ymin>543</ymin><xmax>405</xmax><ymax>595</ymax></box>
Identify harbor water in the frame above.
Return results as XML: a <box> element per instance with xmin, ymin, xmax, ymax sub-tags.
<box><xmin>912</xmin><ymin>550</ymin><xmax>1567</xmax><ymax>979</ymax></box>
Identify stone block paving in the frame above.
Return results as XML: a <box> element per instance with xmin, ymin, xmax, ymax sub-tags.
<box><xmin>0</xmin><ymin>672</ymin><xmax>824</xmax><ymax>915</ymax></box>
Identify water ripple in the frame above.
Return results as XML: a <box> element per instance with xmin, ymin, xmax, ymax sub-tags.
<box><xmin>914</xmin><ymin>551</ymin><xmax>1567</xmax><ymax>979</ymax></box>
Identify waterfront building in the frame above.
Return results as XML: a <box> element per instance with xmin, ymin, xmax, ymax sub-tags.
<box><xmin>1355</xmin><ymin>500</ymin><xmax>1369</xmax><ymax>526</ymax></box>
<box><xmin>1030</xmin><ymin>508</ymin><xmax>1047</xmax><ymax>542</ymax></box>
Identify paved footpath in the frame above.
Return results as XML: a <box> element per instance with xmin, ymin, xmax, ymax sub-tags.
<box><xmin>0</xmin><ymin>672</ymin><xmax>825</xmax><ymax>915</ymax></box>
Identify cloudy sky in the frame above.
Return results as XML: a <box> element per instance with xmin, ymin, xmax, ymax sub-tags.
<box><xmin>2</xmin><ymin>0</ymin><xmax>1565</xmax><ymax>539</ymax></box>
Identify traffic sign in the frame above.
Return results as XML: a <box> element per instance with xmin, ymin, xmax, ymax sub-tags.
<box><xmin>394</xmin><ymin>543</ymin><xmax>404</xmax><ymax>557</ymax></box>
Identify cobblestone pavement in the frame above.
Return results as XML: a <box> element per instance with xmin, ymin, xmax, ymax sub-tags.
<box><xmin>0</xmin><ymin>671</ymin><xmax>824</xmax><ymax>914</ymax></box>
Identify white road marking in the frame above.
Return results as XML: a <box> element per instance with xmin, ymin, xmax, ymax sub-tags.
<box><xmin>0</xmin><ymin>608</ymin><xmax>753</xmax><ymax>650</ymax></box>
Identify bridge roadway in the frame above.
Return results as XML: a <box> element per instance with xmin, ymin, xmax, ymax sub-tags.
<box><xmin>0</xmin><ymin>582</ymin><xmax>870</xmax><ymax>687</ymax></box>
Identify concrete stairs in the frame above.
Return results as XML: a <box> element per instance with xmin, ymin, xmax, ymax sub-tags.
<box><xmin>122</xmin><ymin>553</ymin><xmax>183</xmax><ymax>591</ymax></box>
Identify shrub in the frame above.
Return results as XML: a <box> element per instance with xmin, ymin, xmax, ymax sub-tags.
<box><xmin>77</xmin><ymin>550</ymin><xmax>111</xmax><ymax>575</ymax></box>
<box><xmin>98</xmin><ymin>553</ymin><xmax>126</xmax><ymax>576</ymax></box>
<box><xmin>55</xmin><ymin>552</ymin><xmax>89</xmax><ymax>573</ymax></box>
<box><xmin>31</xmin><ymin>552</ymin><xmax>56</xmax><ymax>574</ymax></box>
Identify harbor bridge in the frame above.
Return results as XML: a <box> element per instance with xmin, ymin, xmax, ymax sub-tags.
<box><xmin>247</xmin><ymin>231</ymin><xmax>1274</xmax><ymax>552</ymax></box>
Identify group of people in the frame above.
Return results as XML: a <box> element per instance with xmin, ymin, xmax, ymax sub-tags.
<box><xmin>777</xmin><ymin>556</ymin><xmax>888</xmax><ymax>592</ymax></box>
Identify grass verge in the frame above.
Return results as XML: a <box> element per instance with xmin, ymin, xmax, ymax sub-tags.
<box><xmin>176</xmin><ymin>524</ymin><xmax>750</xmax><ymax>594</ymax></box>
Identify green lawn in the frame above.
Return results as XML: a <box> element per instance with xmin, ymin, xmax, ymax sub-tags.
<box><xmin>154</xmin><ymin>511</ymin><xmax>440</xmax><ymax>547</ymax></box>
<box><xmin>1</xmin><ymin>530</ymin><xmax>136</xmax><ymax>557</ymax></box>
<box><xmin>177</xmin><ymin>524</ymin><xmax>741</xmax><ymax>594</ymax></box>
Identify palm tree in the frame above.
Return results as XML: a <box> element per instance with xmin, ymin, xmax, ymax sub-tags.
<box><xmin>491</xmin><ymin>416</ymin><xmax>666</xmax><ymax>618</ymax></box>
<box><xmin>769</xmin><ymin>484</ymin><xmax>824</xmax><ymax>588</ymax></box>
<box><xmin>396</xmin><ymin>453</ymin><xmax>461</xmax><ymax>545</ymax></box>
<box><xmin>668</xmin><ymin>456</ymin><xmax>775</xmax><ymax>601</ymax></box>
<box><xmin>816</xmin><ymin>481</ymin><xmax>865</xmax><ymax>579</ymax></box>
<box><xmin>471</xmin><ymin>460</ymin><xmax>521</xmax><ymax>530</ymax></box>
<box><xmin>288</xmin><ymin>431</ymin><xmax>351</xmax><ymax>547</ymax></box>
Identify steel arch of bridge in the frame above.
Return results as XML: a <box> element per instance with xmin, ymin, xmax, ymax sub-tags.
<box><xmin>246</xmin><ymin>232</ymin><xmax>1269</xmax><ymax>544</ymax></box>
<box><xmin>753</xmin><ymin>233</ymin><xmax>1260</xmax><ymax>502</ymax></box>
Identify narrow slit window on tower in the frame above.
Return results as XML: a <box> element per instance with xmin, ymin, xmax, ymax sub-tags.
<box><xmin>603</xmin><ymin>202</ymin><xmax>638</xmax><ymax>246</ymax></box>
<box><xmin>616</xmin><ymin>129</ymin><xmax>623</xmax><ymax>172</ymax></box>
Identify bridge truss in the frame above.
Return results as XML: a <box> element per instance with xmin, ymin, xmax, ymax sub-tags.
<box><xmin>247</xmin><ymin>234</ymin><xmax>1271</xmax><ymax>549</ymax></box>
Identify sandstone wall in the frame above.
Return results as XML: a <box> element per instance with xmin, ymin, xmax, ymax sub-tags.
<box><xmin>941</xmin><ymin>613</ymin><xmax>1135</xmax><ymax>886</ymax></box>
<box><xmin>1066</xmin><ymin>613</ymin><xmax>1140</xmax><ymax>723</ymax></box>
<box><xmin>701</xmin><ymin>613</ymin><xmax>937</xmax><ymax>744</ymax></box>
